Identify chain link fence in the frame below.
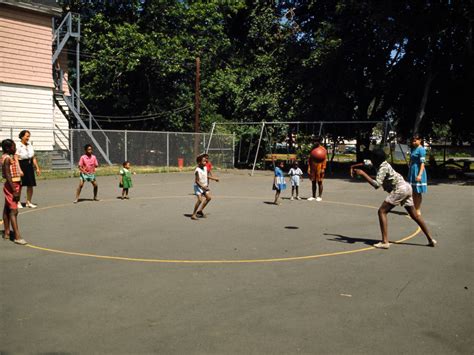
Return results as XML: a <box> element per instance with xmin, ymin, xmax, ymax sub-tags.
<box><xmin>0</xmin><ymin>127</ymin><xmax>235</xmax><ymax>170</ymax></box>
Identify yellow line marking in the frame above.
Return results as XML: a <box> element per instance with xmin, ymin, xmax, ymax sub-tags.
<box><xmin>21</xmin><ymin>196</ymin><xmax>422</xmax><ymax>263</ymax></box>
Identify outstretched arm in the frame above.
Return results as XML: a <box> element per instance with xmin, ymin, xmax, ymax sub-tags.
<box><xmin>349</xmin><ymin>162</ymin><xmax>365</xmax><ymax>178</ymax></box>
<box><xmin>352</xmin><ymin>169</ymin><xmax>379</xmax><ymax>189</ymax></box>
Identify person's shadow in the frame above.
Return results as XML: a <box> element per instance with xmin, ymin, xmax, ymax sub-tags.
<box><xmin>325</xmin><ymin>233</ymin><xmax>428</xmax><ymax>247</ymax></box>
<box><xmin>324</xmin><ymin>233</ymin><xmax>378</xmax><ymax>246</ymax></box>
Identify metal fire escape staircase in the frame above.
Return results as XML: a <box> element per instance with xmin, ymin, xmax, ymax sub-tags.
<box><xmin>52</xmin><ymin>12</ymin><xmax>112</xmax><ymax>165</ymax></box>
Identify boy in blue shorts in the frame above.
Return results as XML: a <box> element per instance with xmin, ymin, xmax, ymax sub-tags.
<box><xmin>74</xmin><ymin>144</ymin><xmax>99</xmax><ymax>203</ymax></box>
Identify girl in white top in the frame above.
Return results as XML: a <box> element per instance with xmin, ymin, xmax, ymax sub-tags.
<box><xmin>16</xmin><ymin>130</ymin><xmax>41</xmax><ymax>208</ymax></box>
<box><xmin>288</xmin><ymin>161</ymin><xmax>303</xmax><ymax>200</ymax></box>
<box><xmin>191</xmin><ymin>154</ymin><xmax>218</xmax><ymax>220</ymax></box>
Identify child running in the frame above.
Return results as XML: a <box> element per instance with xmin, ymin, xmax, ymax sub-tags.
<box><xmin>191</xmin><ymin>155</ymin><xmax>218</xmax><ymax>220</ymax></box>
<box><xmin>119</xmin><ymin>161</ymin><xmax>133</xmax><ymax>199</ymax></box>
<box><xmin>74</xmin><ymin>144</ymin><xmax>99</xmax><ymax>203</ymax></box>
<box><xmin>288</xmin><ymin>161</ymin><xmax>303</xmax><ymax>200</ymax></box>
<box><xmin>1</xmin><ymin>139</ymin><xmax>27</xmax><ymax>245</ymax></box>
<box><xmin>350</xmin><ymin>148</ymin><xmax>437</xmax><ymax>249</ymax></box>
<box><xmin>273</xmin><ymin>161</ymin><xmax>287</xmax><ymax>205</ymax></box>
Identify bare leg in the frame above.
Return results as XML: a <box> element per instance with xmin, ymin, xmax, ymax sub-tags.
<box><xmin>378</xmin><ymin>201</ymin><xmax>395</xmax><ymax>244</ymax></box>
<box><xmin>3</xmin><ymin>205</ymin><xmax>10</xmax><ymax>239</ymax></box>
<box><xmin>405</xmin><ymin>205</ymin><xmax>435</xmax><ymax>245</ymax></box>
<box><xmin>92</xmin><ymin>181</ymin><xmax>99</xmax><ymax>200</ymax></box>
<box><xmin>191</xmin><ymin>195</ymin><xmax>204</xmax><ymax>219</ymax></box>
<box><xmin>296</xmin><ymin>186</ymin><xmax>299</xmax><ymax>197</ymax></box>
<box><xmin>75</xmin><ymin>180</ymin><xmax>85</xmax><ymax>202</ymax></box>
<box><xmin>311</xmin><ymin>181</ymin><xmax>316</xmax><ymax>198</ymax></box>
<box><xmin>121</xmin><ymin>188</ymin><xmax>126</xmax><ymax>199</ymax></box>
<box><xmin>199</xmin><ymin>192</ymin><xmax>212</xmax><ymax>212</ymax></box>
<box><xmin>291</xmin><ymin>186</ymin><xmax>295</xmax><ymax>197</ymax></box>
<box><xmin>413</xmin><ymin>192</ymin><xmax>422</xmax><ymax>216</ymax></box>
<box><xmin>125</xmin><ymin>188</ymin><xmax>129</xmax><ymax>198</ymax></box>
<box><xmin>274</xmin><ymin>190</ymin><xmax>281</xmax><ymax>204</ymax></box>
<box><xmin>317</xmin><ymin>181</ymin><xmax>323</xmax><ymax>198</ymax></box>
<box><xmin>26</xmin><ymin>186</ymin><xmax>33</xmax><ymax>204</ymax></box>
<box><xmin>9</xmin><ymin>209</ymin><xmax>22</xmax><ymax>241</ymax></box>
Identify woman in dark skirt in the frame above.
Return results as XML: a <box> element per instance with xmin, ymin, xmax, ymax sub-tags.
<box><xmin>16</xmin><ymin>130</ymin><xmax>41</xmax><ymax>208</ymax></box>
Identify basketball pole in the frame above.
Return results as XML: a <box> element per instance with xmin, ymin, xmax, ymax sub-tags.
<box><xmin>206</xmin><ymin>122</ymin><xmax>216</xmax><ymax>154</ymax></box>
<box><xmin>251</xmin><ymin>121</ymin><xmax>266</xmax><ymax>176</ymax></box>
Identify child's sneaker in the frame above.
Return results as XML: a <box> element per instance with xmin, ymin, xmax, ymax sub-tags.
<box><xmin>307</xmin><ymin>197</ymin><xmax>315</xmax><ymax>201</ymax></box>
<box><xmin>26</xmin><ymin>202</ymin><xmax>37</xmax><ymax>208</ymax></box>
<box><xmin>296</xmin><ymin>196</ymin><xmax>301</xmax><ymax>200</ymax></box>
<box><xmin>316</xmin><ymin>197</ymin><xmax>322</xmax><ymax>202</ymax></box>
<box><xmin>17</xmin><ymin>203</ymin><xmax>23</xmax><ymax>209</ymax></box>
<box><xmin>14</xmin><ymin>238</ymin><xmax>28</xmax><ymax>245</ymax></box>
<box><xmin>428</xmin><ymin>239</ymin><xmax>437</xmax><ymax>247</ymax></box>
<box><xmin>290</xmin><ymin>197</ymin><xmax>294</xmax><ymax>201</ymax></box>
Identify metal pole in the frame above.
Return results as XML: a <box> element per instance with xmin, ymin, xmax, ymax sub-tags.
<box><xmin>251</xmin><ymin>122</ymin><xmax>266</xmax><ymax>176</ymax></box>
<box><xmin>318</xmin><ymin>122</ymin><xmax>323</xmax><ymax>137</ymax></box>
<box><xmin>76</xmin><ymin>16</ymin><xmax>80</xmax><ymax>113</ymax></box>
<box><xmin>10</xmin><ymin>127</ymin><xmax>13</xmax><ymax>139</ymax></box>
<box><xmin>194</xmin><ymin>57</ymin><xmax>200</xmax><ymax>157</ymax></box>
<box><xmin>124</xmin><ymin>130</ymin><xmax>128</xmax><ymax>162</ymax></box>
<box><xmin>232</xmin><ymin>132</ymin><xmax>235</xmax><ymax>168</ymax></box>
<box><xmin>70</xmin><ymin>128</ymin><xmax>74</xmax><ymax>170</ymax></box>
<box><xmin>166</xmin><ymin>132</ymin><xmax>170</xmax><ymax>172</ymax></box>
<box><xmin>206</xmin><ymin>122</ymin><xmax>216</xmax><ymax>153</ymax></box>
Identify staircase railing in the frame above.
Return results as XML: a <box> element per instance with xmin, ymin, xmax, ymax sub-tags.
<box><xmin>59</xmin><ymin>82</ymin><xmax>112</xmax><ymax>165</ymax></box>
<box><xmin>52</xmin><ymin>12</ymin><xmax>80</xmax><ymax>64</ymax></box>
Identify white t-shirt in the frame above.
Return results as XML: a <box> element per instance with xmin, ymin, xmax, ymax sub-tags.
<box><xmin>289</xmin><ymin>167</ymin><xmax>303</xmax><ymax>177</ymax></box>
<box><xmin>195</xmin><ymin>166</ymin><xmax>208</xmax><ymax>187</ymax></box>
<box><xmin>16</xmin><ymin>142</ymin><xmax>35</xmax><ymax>160</ymax></box>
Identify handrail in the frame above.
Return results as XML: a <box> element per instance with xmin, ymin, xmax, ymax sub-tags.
<box><xmin>54</xmin><ymin>124</ymin><xmax>69</xmax><ymax>143</ymax></box>
<box><xmin>66</xmin><ymin>82</ymin><xmax>111</xmax><ymax>145</ymax></box>
<box><xmin>53</xmin><ymin>127</ymin><xmax>69</xmax><ymax>151</ymax></box>
<box><xmin>52</xmin><ymin>12</ymin><xmax>70</xmax><ymax>42</ymax></box>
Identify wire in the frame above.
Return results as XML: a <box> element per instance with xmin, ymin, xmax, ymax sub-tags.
<box><xmin>86</xmin><ymin>104</ymin><xmax>193</xmax><ymax>122</ymax></box>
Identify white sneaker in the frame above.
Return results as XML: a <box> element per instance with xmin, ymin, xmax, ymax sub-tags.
<box><xmin>17</xmin><ymin>203</ymin><xmax>23</xmax><ymax>209</ymax></box>
<box><xmin>290</xmin><ymin>197</ymin><xmax>294</xmax><ymax>201</ymax></box>
<box><xmin>296</xmin><ymin>196</ymin><xmax>301</xmax><ymax>200</ymax></box>
<box><xmin>307</xmin><ymin>197</ymin><xmax>315</xmax><ymax>201</ymax></box>
<box><xmin>316</xmin><ymin>197</ymin><xmax>322</xmax><ymax>202</ymax></box>
<box><xmin>26</xmin><ymin>202</ymin><xmax>37</xmax><ymax>208</ymax></box>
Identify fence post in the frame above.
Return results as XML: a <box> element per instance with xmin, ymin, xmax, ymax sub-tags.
<box><xmin>70</xmin><ymin>128</ymin><xmax>74</xmax><ymax>170</ymax></box>
<box><xmin>124</xmin><ymin>130</ymin><xmax>128</xmax><ymax>162</ymax></box>
<box><xmin>166</xmin><ymin>132</ymin><xmax>170</xmax><ymax>172</ymax></box>
<box><xmin>251</xmin><ymin>122</ymin><xmax>266</xmax><ymax>176</ymax></box>
<box><xmin>232</xmin><ymin>132</ymin><xmax>236</xmax><ymax>168</ymax></box>
<box><xmin>10</xmin><ymin>127</ymin><xmax>13</xmax><ymax>139</ymax></box>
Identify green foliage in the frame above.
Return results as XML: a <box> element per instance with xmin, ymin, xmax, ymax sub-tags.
<box><xmin>61</xmin><ymin>0</ymin><xmax>471</xmax><ymax>145</ymax></box>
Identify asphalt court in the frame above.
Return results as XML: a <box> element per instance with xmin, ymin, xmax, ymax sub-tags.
<box><xmin>1</xmin><ymin>171</ymin><xmax>472</xmax><ymax>354</ymax></box>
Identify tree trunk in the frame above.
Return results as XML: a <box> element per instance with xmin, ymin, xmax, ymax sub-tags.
<box><xmin>413</xmin><ymin>70</ymin><xmax>436</xmax><ymax>134</ymax></box>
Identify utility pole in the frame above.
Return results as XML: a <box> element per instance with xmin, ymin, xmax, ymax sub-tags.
<box><xmin>194</xmin><ymin>56</ymin><xmax>201</xmax><ymax>157</ymax></box>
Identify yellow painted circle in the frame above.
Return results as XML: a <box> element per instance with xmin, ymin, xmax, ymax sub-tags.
<box><xmin>21</xmin><ymin>196</ymin><xmax>421</xmax><ymax>264</ymax></box>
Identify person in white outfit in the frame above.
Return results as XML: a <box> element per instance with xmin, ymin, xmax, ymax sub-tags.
<box><xmin>288</xmin><ymin>161</ymin><xmax>303</xmax><ymax>200</ymax></box>
<box><xmin>16</xmin><ymin>130</ymin><xmax>41</xmax><ymax>208</ymax></box>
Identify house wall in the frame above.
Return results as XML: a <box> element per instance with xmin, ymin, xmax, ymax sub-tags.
<box><xmin>0</xmin><ymin>4</ymin><xmax>69</xmax><ymax>151</ymax></box>
<box><xmin>0</xmin><ymin>4</ymin><xmax>54</xmax><ymax>88</ymax></box>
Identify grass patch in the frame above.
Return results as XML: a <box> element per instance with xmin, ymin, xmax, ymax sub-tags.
<box><xmin>36</xmin><ymin>165</ymin><xmax>195</xmax><ymax>180</ymax></box>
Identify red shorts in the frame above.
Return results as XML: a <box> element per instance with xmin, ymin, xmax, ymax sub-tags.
<box><xmin>309</xmin><ymin>163</ymin><xmax>325</xmax><ymax>182</ymax></box>
<box><xmin>3</xmin><ymin>182</ymin><xmax>21</xmax><ymax>210</ymax></box>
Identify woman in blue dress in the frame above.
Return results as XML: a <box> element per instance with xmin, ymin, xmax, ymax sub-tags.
<box><xmin>408</xmin><ymin>134</ymin><xmax>427</xmax><ymax>216</ymax></box>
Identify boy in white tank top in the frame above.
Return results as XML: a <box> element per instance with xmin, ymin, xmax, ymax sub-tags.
<box><xmin>191</xmin><ymin>154</ymin><xmax>218</xmax><ymax>220</ymax></box>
